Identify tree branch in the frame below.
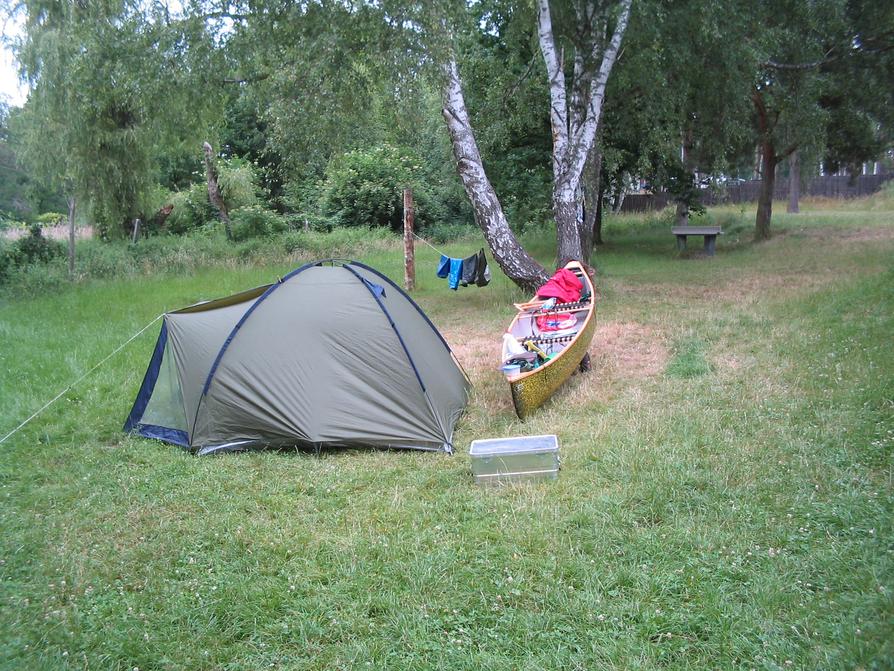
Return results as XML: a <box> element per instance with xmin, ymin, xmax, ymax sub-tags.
<box><xmin>200</xmin><ymin>11</ymin><xmax>252</xmax><ymax>22</ymax></box>
<box><xmin>537</xmin><ymin>0</ymin><xmax>569</xmax><ymax>169</ymax></box>
<box><xmin>221</xmin><ymin>72</ymin><xmax>271</xmax><ymax>84</ymax></box>
<box><xmin>763</xmin><ymin>57</ymin><xmax>831</xmax><ymax>71</ymax></box>
<box><xmin>775</xmin><ymin>143</ymin><xmax>799</xmax><ymax>162</ymax></box>
<box><xmin>502</xmin><ymin>54</ymin><xmax>538</xmax><ymax>105</ymax></box>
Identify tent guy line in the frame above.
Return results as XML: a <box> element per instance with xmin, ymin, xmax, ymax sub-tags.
<box><xmin>0</xmin><ymin>313</ymin><xmax>164</xmax><ymax>445</ymax></box>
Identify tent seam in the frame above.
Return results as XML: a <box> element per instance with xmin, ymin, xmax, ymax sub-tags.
<box><xmin>348</xmin><ymin>260</ymin><xmax>473</xmax><ymax>388</ymax></box>
<box><xmin>190</xmin><ymin>259</ymin><xmax>326</xmax><ymax>447</ymax></box>
<box><xmin>342</xmin><ymin>264</ymin><xmax>451</xmax><ymax>448</ymax></box>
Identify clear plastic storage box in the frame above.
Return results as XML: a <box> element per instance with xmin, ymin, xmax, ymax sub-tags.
<box><xmin>469</xmin><ymin>434</ymin><xmax>559</xmax><ymax>485</ymax></box>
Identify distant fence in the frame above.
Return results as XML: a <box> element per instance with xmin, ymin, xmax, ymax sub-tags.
<box><xmin>1</xmin><ymin>224</ymin><xmax>95</xmax><ymax>241</ymax></box>
<box><xmin>620</xmin><ymin>173</ymin><xmax>894</xmax><ymax>213</ymax></box>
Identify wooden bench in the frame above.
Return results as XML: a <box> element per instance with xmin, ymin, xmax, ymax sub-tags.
<box><xmin>671</xmin><ymin>226</ymin><xmax>723</xmax><ymax>256</ymax></box>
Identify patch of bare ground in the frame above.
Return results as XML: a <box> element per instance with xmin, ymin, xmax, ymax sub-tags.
<box><xmin>716</xmin><ymin>353</ymin><xmax>744</xmax><ymax>371</ymax></box>
<box><xmin>444</xmin><ymin>324</ymin><xmax>516</xmax><ymax>414</ymax></box>
<box><xmin>620</xmin><ymin>271</ymin><xmax>836</xmax><ymax>304</ymax></box>
<box><xmin>447</xmin><ymin>320</ymin><xmax>669</xmax><ymax>413</ymax></box>
<box><xmin>585</xmin><ymin>321</ymin><xmax>669</xmax><ymax>397</ymax></box>
<box><xmin>792</xmin><ymin>225</ymin><xmax>894</xmax><ymax>242</ymax></box>
<box><xmin>447</xmin><ymin>325</ymin><xmax>498</xmax><ymax>383</ymax></box>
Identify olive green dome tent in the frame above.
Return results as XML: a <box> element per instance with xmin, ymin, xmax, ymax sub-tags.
<box><xmin>124</xmin><ymin>260</ymin><xmax>470</xmax><ymax>455</ymax></box>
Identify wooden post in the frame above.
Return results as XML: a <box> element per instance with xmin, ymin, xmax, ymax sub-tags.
<box><xmin>67</xmin><ymin>196</ymin><xmax>76</xmax><ymax>281</ymax></box>
<box><xmin>787</xmin><ymin>150</ymin><xmax>800</xmax><ymax>214</ymax></box>
<box><xmin>403</xmin><ymin>187</ymin><xmax>416</xmax><ymax>291</ymax></box>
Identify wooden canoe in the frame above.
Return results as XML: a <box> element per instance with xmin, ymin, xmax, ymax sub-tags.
<box><xmin>504</xmin><ymin>261</ymin><xmax>596</xmax><ymax>419</ymax></box>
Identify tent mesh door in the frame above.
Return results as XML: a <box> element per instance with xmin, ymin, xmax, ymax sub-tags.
<box><xmin>140</xmin><ymin>341</ymin><xmax>188</xmax><ymax>432</ymax></box>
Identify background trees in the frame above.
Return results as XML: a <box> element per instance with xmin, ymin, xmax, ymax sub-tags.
<box><xmin>3</xmin><ymin>0</ymin><xmax>892</xmax><ymax>286</ymax></box>
<box><xmin>13</xmin><ymin>0</ymin><xmax>227</xmax><ymax>237</ymax></box>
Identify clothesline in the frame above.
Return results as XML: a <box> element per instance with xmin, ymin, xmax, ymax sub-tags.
<box><xmin>411</xmin><ymin>231</ymin><xmax>449</xmax><ymax>258</ymax></box>
<box><xmin>411</xmin><ymin>232</ymin><xmax>491</xmax><ymax>289</ymax></box>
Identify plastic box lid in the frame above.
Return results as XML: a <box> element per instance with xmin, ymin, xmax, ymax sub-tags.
<box><xmin>469</xmin><ymin>434</ymin><xmax>559</xmax><ymax>457</ymax></box>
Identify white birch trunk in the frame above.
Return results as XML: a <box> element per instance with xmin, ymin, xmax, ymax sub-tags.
<box><xmin>538</xmin><ymin>0</ymin><xmax>632</xmax><ymax>265</ymax></box>
<box><xmin>441</xmin><ymin>59</ymin><xmax>549</xmax><ymax>291</ymax></box>
<box><xmin>538</xmin><ymin>0</ymin><xmax>569</xmax><ymax>181</ymax></box>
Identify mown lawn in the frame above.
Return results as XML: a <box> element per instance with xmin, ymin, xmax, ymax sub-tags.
<box><xmin>1</xmin><ymin>202</ymin><xmax>892</xmax><ymax>670</ymax></box>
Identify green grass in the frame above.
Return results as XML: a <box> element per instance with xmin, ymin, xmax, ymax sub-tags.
<box><xmin>1</xmin><ymin>199</ymin><xmax>892</xmax><ymax>669</ymax></box>
<box><xmin>665</xmin><ymin>337</ymin><xmax>712</xmax><ymax>378</ymax></box>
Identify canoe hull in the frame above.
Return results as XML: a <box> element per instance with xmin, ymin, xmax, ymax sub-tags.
<box><xmin>509</xmin><ymin>313</ymin><xmax>595</xmax><ymax>418</ymax></box>
<box><xmin>507</xmin><ymin>262</ymin><xmax>596</xmax><ymax>419</ymax></box>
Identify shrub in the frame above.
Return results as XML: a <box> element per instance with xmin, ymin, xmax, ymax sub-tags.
<box><xmin>163</xmin><ymin>160</ymin><xmax>263</xmax><ymax>236</ymax></box>
<box><xmin>421</xmin><ymin>220</ymin><xmax>477</xmax><ymax>243</ymax></box>
<box><xmin>9</xmin><ymin>225</ymin><xmax>66</xmax><ymax>266</ymax></box>
<box><xmin>166</xmin><ymin>183</ymin><xmax>214</xmax><ymax>235</ymax></box>
<box><xmin>36</xmin><ymin>212</ymin><xmax>67</xmax><ymax>227</ymax></box>
<box><xmin>282</xmin><ymin>232</ymin><xmax>304</xmax><ymax>254</ymax></box>
<box><xmin>230</xmin><ymin>206</ymin><xmax>286</xmax><ymax>242</ymax></box>
<box><xmin>279</xmin><ymin>226</ymin><xmax>396</xmax><ymax>258</ymax></box>
<box><xmin>219</xmin><ymin>158</ymin><xmax>260</xmax><ymax>211</ymax></box>
<box><xmin>0</xmin><ymin>239</ymin><xmax>10</xmax><ymax>281</ymax></box>
<box><xmin>0</xmin><ymin>257</ymin><xmax>68</xmax><ymax>296</ymax></box>
<box><xmin>0</xmin><ymin>226</ymin><xmax>66</xmax><ymax>292</ymax></box>
<box><xmin>283</xmin><ymin>212</ymin><xmax>333</xmax><ymax>232</ymax></box>
<box><xmin>236</xmin><ymin>238</ymin><xmax>266</xmax><ymax>260</ymax></box>
<box><xmin>77</xmin><ymin>242</ymin><xmax>136</xmax><ymax>279</ymax></box>
<box><xmin>320</xmin><ymin>146</ymin><xmax>417</xmax><ymax>230</ymax></box>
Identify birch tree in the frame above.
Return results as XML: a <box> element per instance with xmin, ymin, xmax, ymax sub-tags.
<box><xmin>441</xmin><ymin>57</ymin><xmax>550</xmax><ymax>291</ymax></box>
<box><xmin>536</xmin><ymin>0</ymin><xmax>632</xmax><ymax>265</ymax></box>
<box><xmin>438</xmin><ymin>0</ymin><xmax>631</xmax><ymax>288</ymax></box>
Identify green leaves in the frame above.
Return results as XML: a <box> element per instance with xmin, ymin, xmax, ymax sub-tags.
<box><xmin>15</xmin><ymin>0</ymin><xmax>226</xmax><ymax>235</ymax></box>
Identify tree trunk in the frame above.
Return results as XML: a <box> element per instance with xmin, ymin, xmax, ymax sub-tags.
<box><xmin>787</xmin><ymin>150</ymin><xmax>800</xmax><ymax>213</ymax></box>
<box><xmin>612</xmin><ymin>176</ymin><xmax>628</xmax><ymax>214</ymax></box>
<box><xmin>537</xmin><ymin>0</ymin><xmax>632</xmax><ymax>268</ymax></box>
<box><xmin>674</xmin><ymin>200</ymin><xmax>690</xmax><ymax>228</ymax></box>
<box><xmin>441</xmin><ymin>59</ymin><xmax>549</xmax><ymax>292</ymax></box>
<box><xmin>581</xmin><ymin>147</ymin><xmax>602</xmax><ymax>257</ymax></box>
<box><xmin>554</xmin><ymin>182</ymin><xmax>583</xmax><ymax>266</ymax></box>
<box><xmin>593</xmin><ymin>180</ymin><xmax>605</xmax><ymax>246</ymax></box>
<box><xmin>752</xmin><ymin>90</ymin><xmax>780</xmax><ymax>241</ymax></box>
<box><xmin>203</xmin><ymin>141</ymin><xmax>232</xmax><ymax>240</ymax></box>
<box><xmin>67</xmin><ymin>196</ymin><xmax>76</xmax><ymax>281</ymax></box>
<box><xmin>756</xmin><ymin>142</ymin><xmax>777</xmax><ymax>240</ymax></box>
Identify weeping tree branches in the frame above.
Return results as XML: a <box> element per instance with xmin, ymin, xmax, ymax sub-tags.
<box><xmin>14</xmin><ymin>0</ymin><xmax>226</xmax><ymax>235</ymax></box>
